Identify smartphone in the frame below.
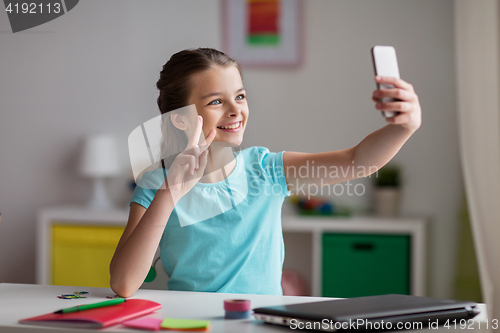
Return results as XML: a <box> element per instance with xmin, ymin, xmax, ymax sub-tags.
<box><xmin>371</xmin><ymin>45</ymin><xmax>401</xmax><ymax>118</ymax></box>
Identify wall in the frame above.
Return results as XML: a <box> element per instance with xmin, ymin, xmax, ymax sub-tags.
<box><xmin>0</xmin><ymin>0</ymin><xmax>459</xmax><ymax>298</ymax></box>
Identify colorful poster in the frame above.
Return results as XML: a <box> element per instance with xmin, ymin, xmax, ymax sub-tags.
<box><xmin>247</xmin><ymin>0</ymin><xmax>281</xmax><ymax>46</ymax></box>
<box><xmin>225</xmin><ymin>0</ymin><xmax>302</xmax><ymax>67</ymax></box>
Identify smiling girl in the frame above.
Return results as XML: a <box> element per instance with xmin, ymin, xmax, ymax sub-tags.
<box><xmin>110</xmin><ymin>48</ymin><xmax>421</xmax><ymax>298</ymax></box>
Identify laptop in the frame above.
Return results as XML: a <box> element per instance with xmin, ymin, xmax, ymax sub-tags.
<box><xmin>253</xmin><ymin>294</ymin><xmax>479</xmax><ymax>332</ymax></box>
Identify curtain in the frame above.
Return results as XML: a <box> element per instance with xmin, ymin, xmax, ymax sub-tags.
<box><xmin>454</xmin><ymin>0</ymin><xmax>500</xmax><ymax>330</ymax></box>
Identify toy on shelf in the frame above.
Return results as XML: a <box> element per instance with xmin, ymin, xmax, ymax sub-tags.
<box><xmin>288</xmin><ymin>195</ymin><xmax>351</xmax><ymax>217</ymax></box>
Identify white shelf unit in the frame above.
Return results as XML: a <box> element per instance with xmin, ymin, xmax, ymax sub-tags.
<box><xmin>281</xmin><ymin>214</ymin><xmax>427</xmax><ymax>297</ymax></box>
<box><xmin>37</xmin><ymin>206</ymin><xmax>426</xmax><ymax>298</ymax></box>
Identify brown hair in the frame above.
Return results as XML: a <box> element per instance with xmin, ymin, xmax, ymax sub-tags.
<box><xmin>157</xmin><ymin>48</ymin><xmax>242</xmax><ymax>114</ymax></box>
<box><xmin>155</xmin><ymin>48</ymin><xmax>242</xmax><ymax>167</ymax></box>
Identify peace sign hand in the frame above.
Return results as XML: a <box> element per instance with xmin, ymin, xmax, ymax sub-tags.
<box><xmin>165</xmin><ymin>115</ymin><xmax>216</xmax><ymax>204</ymax></box>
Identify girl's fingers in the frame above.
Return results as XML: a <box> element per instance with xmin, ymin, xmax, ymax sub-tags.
<box><xmin>372</xmin><ymin>78</ymin><xmax>421</xmax><ymax>130</ymax></box>
<box><xmin>193</xmin><ymin>146</ymin><xmax>200</xmax><ymax>169</ymax></box>
<box><xmin>188</xmin><ymin>154</ymin><xmax>196</xmax><ymax>176</ymax></box>
<box><xmin>375</xmin><ymin>101</ymin><xmax>412</xmax><ymax>113</ymax></box>
<box><xmin>205</xmin><ymin>129</ymin><xmax>216</xmax><ymax>146</ymax></box>
<box><xmin>187</xmin><ymin>115</ymin><xmax>203</xmax><ymax>149</ymax></box>
<box><xmin>375</xmin><ymin>76</ymin><xmax>414</xmax><ymax>91</ymax></box>
<box><xmin>182</xmin><ymin>145</ymin><xmax>200</xmax><ymax>170</ymax></box>
<box><xmin>200</xmin><ymin>129</ymin><xmax>216</xmax><ymax>153</ymax></box>
<box><xmin>182</xmin><ymin>116</ymin><xmax>203</xmax><ymax>171</ymax></box>
<box><xmin>172</xmin><ymin>153</ymin><xmax>196</xmax><ymax>178</ymax></box>
<box><xmin>373</xmin><ymin>88</ymin><xmax>415</xmax><ymax>102</ymax></box>
<box><xmin>198</xmin><ymin>149</ymin><xmax>209</xmax><ymax>171</ymax></box>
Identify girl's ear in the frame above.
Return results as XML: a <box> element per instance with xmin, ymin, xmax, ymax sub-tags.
<box><xmin>170</xmin><ymin>113</ymin><xmax>188</xmax><ymax>130</ymax></box>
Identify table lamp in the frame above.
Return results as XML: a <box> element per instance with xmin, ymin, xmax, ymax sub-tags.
<box><xmin>79</xmin><ymin>134</ymin><xmax>121</xmax><ymax>210</ymax></box>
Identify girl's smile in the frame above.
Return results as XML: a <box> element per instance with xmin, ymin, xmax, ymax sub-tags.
<box><xmin>217</xmin><ymin>120</ymin><xmax>242</xmax><ymax>132</ymax></box>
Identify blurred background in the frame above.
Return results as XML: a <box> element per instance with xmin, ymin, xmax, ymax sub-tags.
<box><xmin>0</xmin><ymin>0</ymin><xmax>479</xmax><ymax>301</ymax></box>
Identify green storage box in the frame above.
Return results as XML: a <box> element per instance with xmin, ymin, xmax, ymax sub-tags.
<box><xmin>322</xmin><ymin>233</ymin><xmax>410</xmax><ymax>298</ymax></box>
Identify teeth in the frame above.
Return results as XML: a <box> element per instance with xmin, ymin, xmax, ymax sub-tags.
<box><xmin>218</xmin><ymin>122</ymin><xmax>240</xmax><ymax>129</ymax></box>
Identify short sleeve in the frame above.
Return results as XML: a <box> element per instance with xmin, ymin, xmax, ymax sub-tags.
<box><xmin>255</xmin><ymin>146</ymin><xmax>291</xmax><ymax>198</ymax></box>
<box><xmin>130</xmin><ymin>168</ymin><xmax>165</xmax><ymax>209</ymax></box>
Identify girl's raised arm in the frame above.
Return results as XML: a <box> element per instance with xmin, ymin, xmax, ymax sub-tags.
<box><xmin>282</xmin><ymin>76</ymin><xmax>421</xmax><ymax>190</ymax></box>
<box><xmin>109</xmin><ymin>116</ymin><xmax>215</xmax><ymax>297</ymax></box>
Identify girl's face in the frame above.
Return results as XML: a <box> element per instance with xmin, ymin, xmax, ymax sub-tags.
<box><xmin>187</xmin><ymin>65</ymin><xmax>248</xmax><ymax>147</ymax></box>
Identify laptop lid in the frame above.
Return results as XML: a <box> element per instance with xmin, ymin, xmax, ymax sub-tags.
<box><xmin>253</xmin><ymin>294</ymin><xmax>479</xmax><ymax>331</ymax></box>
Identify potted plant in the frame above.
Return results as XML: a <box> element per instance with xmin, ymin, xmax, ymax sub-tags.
<box><xmin>373</xmin><ymin>165</ymin><xmax>401</xmax><ymax>217</ymax></box>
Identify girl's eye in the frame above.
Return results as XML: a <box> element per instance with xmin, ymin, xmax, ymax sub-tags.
<box><xmin>236</xmin><ymin>94</ymin><xmax>245</xmax><ymax>101</ymax></box>
<box><xmin>208</xmin><ymin>99</ymin><xmax>221</xmax><ymax>106</ymax></box>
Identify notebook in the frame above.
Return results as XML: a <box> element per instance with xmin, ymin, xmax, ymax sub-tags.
<box><xmin>253</xmin><ymin>294</ymin><xmax>479</xmax><ymax>332</ymax></box>
<box><xmin>19</xmin><ymin>299</ymin><xmax>162</xmax><ymax>329</ymax></box>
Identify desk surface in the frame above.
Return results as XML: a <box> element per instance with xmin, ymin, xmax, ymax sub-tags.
<box><xmin>0</xmin><ymin>283</ymin><xmax>489</xmax><ymax>333</ymax></box>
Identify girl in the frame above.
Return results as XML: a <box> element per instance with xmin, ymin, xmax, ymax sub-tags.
<box><xmin>110</xmin><ymin>48</ymin><xmax>421</xmax><ymax>298</ymax></box>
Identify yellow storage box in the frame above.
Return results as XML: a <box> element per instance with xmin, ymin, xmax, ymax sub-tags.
<box><xmin>52</xmin><ymin>224</ymin><xmax>124</xmax><ymax>288</ymax></box>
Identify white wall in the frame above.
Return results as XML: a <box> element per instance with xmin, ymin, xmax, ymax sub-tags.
<box><xmin>0</xmin><ymin>0</ymin><xmax>460</xmax><ymax>299</ymax></box>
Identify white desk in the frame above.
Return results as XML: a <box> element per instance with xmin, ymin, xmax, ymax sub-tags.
<box><xmin>0</xmin><ymin>284</ymin><xmax>488</xmax><ymax>332</ymax></box>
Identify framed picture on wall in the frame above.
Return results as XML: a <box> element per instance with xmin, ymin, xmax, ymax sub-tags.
<box><xmin>223</xmin><ymin>0</ymin><xmax>303</xmax><ymax>68</ymax></box>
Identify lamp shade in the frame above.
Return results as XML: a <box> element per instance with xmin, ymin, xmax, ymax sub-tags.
<box><xmin>79</xmin><ymin>134</ymin><xmax>121</xmax><ymax>177</ymax></box>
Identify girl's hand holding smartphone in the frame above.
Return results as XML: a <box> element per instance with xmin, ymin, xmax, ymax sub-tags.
<box><xmin>371</xmin><ymin>46</ymin><xmax>422</xmax><ymax>131</ymax></box>
<box><xmin>372</xmin><ymin>76</ymin><xmax>421</xmax><ymax>130</ymax></box>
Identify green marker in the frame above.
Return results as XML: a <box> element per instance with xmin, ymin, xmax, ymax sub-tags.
<box><xmin>54</xmin><ymin>298</ymin><xmax>125</xmax><ymax>314</ymax></box>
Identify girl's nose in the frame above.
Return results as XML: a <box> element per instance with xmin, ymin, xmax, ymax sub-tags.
<box><xmin>226</xmin><ymin>101</ymin><xmax>241</xmax><ymax>117</ymax></box>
